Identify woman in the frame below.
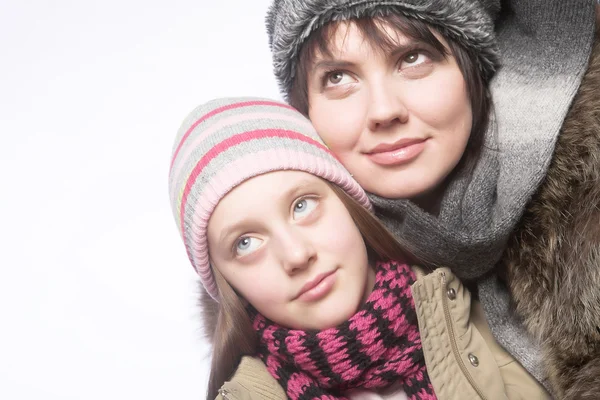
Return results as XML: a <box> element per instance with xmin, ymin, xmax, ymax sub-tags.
<box><xmin>264</xmin><ymin>0</ymin><xmax>599</xmax><ymax>397</ymax></box>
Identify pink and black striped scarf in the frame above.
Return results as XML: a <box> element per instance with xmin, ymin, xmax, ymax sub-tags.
<box><xmin>252</xmin><ymin>260</ymin><xmax>436</xmax><ymax>400</ymax></box>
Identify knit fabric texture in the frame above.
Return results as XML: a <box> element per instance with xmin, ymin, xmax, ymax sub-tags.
<box><xmin>264</xmin><ymin>0</ymin><xmax>597</xmax><ymax>390</ymax></box>
<box><xmin>266</xmin><ymin>0</ymin><xmax>500</xmax><ymax>101</ymax></box>
<box><xmin>168</xmin><ymin>97</ymin><xmax>370</xmax><ymax>300</ymax></box>
<box><xmin>253</xmin><ymin>260</ymin><xmax>436</xmax><ymax>400</ymax></box>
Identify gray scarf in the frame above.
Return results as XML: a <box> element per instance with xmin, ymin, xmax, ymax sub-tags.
<box><xmin>371</xmin><ymin>0</ymin><xmax>596</xmax><ymax>389</ymax></box>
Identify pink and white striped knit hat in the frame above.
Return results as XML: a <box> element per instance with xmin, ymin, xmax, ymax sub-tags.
<box><xmin>168</xmin><ymin>97</ymin><xmax>371</xmax><ymax>300</ymax></box>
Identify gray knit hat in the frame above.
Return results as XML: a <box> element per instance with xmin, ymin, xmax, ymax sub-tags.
<box><xmin>266</xmin><ymin>0</ymin><xmax>501</xmax><ymax>100</ymax></box>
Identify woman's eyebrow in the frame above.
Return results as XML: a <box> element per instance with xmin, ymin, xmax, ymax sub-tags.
<box><xmin>388</xmin><ymin>39</ymin><xmax>429</xmax><ymax>57</ymax></box>
<box><xmin>312</xmin><ymin>59</ymin><xmax>357</xmax><ymax>72</ymax></box>
<box><xmin>310</xmin><ymin>39</ymin><xmax>428</xmax><ymax>73</ymax></box>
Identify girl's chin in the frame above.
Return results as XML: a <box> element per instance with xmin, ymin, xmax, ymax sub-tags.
<box><xmin>306</xmin><ymin>305</ymin><xmax>360</xmax><ymax>330</ymax></box>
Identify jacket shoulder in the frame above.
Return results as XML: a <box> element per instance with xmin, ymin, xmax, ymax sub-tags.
<box><xmin>215</xmin><ymin>356</ymin><xmax>286</xmax><ymax>400</ymax></box>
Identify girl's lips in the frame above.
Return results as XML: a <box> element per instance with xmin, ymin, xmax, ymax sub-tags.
<box><xmin>366</xmin><ymin>139</ymin><xmax>427</xmax><ymax>166</ymax></box>
<box><xmin>296</xmin><ymin>269</ymin><xmax>337</xmax><ymax>302</ymax></box>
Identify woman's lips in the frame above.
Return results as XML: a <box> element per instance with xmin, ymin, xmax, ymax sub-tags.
<box><xmin>366</xmin><ymin>139</ymin><xmax>427</xmax><ymax>166</ymax></box>
<box><xmin>296</xmin><ymin>269</ymin><xmax>337</xmax><ymax>302</ymax></box>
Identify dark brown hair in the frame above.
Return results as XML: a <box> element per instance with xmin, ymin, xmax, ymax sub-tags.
<box><xmin>200</xmin><ymin>182</ymin><xmax>420</xmax><ymax>399</ymax></box>
<box><xmin>290</xmin><ymin>13</ymin><xmax>491</xmax><ymax>175</ymax></box>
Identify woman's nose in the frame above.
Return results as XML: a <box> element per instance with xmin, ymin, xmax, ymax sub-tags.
<box><xmin>367</xmin><ymin>80</ymin><xmax>409</xmax><ymax>131</ymax></box>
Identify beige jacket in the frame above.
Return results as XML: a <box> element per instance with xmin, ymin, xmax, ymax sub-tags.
<box><xmin>216</xmin><ymin>268</ymin><xmax>550</xmax><ymax>400</ymax></box>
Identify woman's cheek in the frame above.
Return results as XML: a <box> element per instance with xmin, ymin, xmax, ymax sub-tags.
<box><xmin>312</xmin><ymin>101</ymin><xmax>364</xmax><ymax>152</ymax></box>
<box><xmin>437</xmin><ymin>71</ymin><xmax>469</xmax><ymax>120</ymax></box>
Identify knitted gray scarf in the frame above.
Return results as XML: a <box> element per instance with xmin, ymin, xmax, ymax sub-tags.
<box><xmin>266</xmin><ymin>0</ymin><xmax>597</xmax><ymax>390</ymax></box>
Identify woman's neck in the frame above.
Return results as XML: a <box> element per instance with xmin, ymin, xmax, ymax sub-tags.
<box><xmin>411</xmin><ymin>179</ymin><xmax>449</xmax><ymax>216</ymax></box>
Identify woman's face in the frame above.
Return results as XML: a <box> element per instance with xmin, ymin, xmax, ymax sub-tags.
<box><xmin>207</xmin><ymin>171</ymin><xmax>375</xmax><ymax>330</ymax></box>
<box><xmin>307</xmin><ymin>21</ymin><xmax>472</xmax><ymax>200</ymax></box>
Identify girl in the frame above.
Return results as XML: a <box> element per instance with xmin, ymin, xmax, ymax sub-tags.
<box><xmin>264</xmin><ymin>0</ymin><xmax>600</xmax><ymax>397</ymax></box>
<box><xmin>168</xmin><ymin>98</ymin><xmax>514</xmax><ymax>400</ymax></box>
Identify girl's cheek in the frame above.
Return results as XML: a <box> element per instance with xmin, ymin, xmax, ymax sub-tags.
<box><xmin>251</xmin><ymin>276</ymin><xmax>286</xmax><ymax>301</ymax></box>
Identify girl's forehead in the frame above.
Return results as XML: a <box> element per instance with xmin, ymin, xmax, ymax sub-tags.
<box><xmin>218</xmin><ymin>171</ymin><xmax>326</xmax><ymax>209</ymax></box>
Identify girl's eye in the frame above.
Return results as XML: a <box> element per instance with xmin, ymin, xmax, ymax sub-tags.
<box><xmin>400</xmin><ymin>52</ymin><xmax>429</xmax><ymax>69</ymax></box>
<box><xmin>234</xmin><ymin>236</ymin><xmax>263</xmax><ymax>257</ymax></box>
<box><xmin>292</xmin><ymin>198</ymin><xmax>318</xmax><ymax>220</ymax></box>
<box><xmin>324</xmin><ymin>71</ymin><xmax>353</xmax><ymax>88</ymax></box>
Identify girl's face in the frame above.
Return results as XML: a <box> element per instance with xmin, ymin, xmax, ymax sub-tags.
<box><xmin>207</xmin><ymin>171</ymin><xmax>375</xmax><ymax>330</ymax></box>
<box><xmin>307</xmin><ymin>21</ymin><xmax>472</xmax><ymax>200</ymax></box>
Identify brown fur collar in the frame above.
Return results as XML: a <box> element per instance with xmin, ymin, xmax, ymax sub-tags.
<box><xmin>501</xmin><ymin>28</ymin><xmax>600</xmax><ymax>398</ymax></box>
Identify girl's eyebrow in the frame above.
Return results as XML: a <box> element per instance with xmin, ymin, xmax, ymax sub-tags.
<box><xmin>219</xmin><ymin>221</ymin><xmax>245</xmax><ymax>245</ymax></box>
<box><xmin>283</xmin><ymin>179</ymin><xmax>315</xmax><ymax>201</ymax></box>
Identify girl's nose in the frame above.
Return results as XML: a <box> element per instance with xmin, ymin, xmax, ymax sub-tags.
<box><xmin>276</xmin><ymin>228</ymin><xmax>317</xmax><ymax>275</ymax></box>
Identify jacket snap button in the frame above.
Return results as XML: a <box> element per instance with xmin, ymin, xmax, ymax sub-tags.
<box><xmin>468</xmin><ymin>353</ymin><xmax>479</xmax><ymax>367</ymax></box>
<box><xmin>446</xmin><ymin>288</ymin><xmax>456</xmax><ymax>300</ymax></box>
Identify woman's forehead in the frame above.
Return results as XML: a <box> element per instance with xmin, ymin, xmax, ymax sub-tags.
<box><xmin>306</xmin><ymin>17</ymin><xmax>446</xmax><ymax>64</ymax></box>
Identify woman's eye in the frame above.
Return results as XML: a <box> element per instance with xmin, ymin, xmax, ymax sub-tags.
<box><xmin>324</xmin><ymin>71</ymin><xmax>353</xmax><ymax>87</ymax></box>
<box><xmin>292</xmin><ymin>198</ymin><xmax>318</xmax><ymax>220</ymax></box>
<box><xmin>234</xmin><ymin>236</ymin><xmax>263</xmax><ymax>257</ymax></box>
<box><xmin>400</xmin><ymin>52</ymin><xmax>429</xmax><ymax>68</ymax></box>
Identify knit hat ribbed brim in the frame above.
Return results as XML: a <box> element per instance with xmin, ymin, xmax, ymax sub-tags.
<box><xmin>266</xmin><ymin>0</ymin><xmax>500</xmax><ymax>101</ymax></box>
<box><xmin>168</xmin><ymin>97</ymin><xmax>371</xmax><ymax>300</ymax></box>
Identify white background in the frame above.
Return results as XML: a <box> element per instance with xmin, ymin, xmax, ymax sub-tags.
<box><xmin>0</xmin><ymin>1</ymin><xmax>279</xmax><ymax>398</ymax></box>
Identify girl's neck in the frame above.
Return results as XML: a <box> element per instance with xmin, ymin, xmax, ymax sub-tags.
<box><xmin>362</xmin><ymin>264</ymin><xmax>377</xmax><ymax>304</ymax></box>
